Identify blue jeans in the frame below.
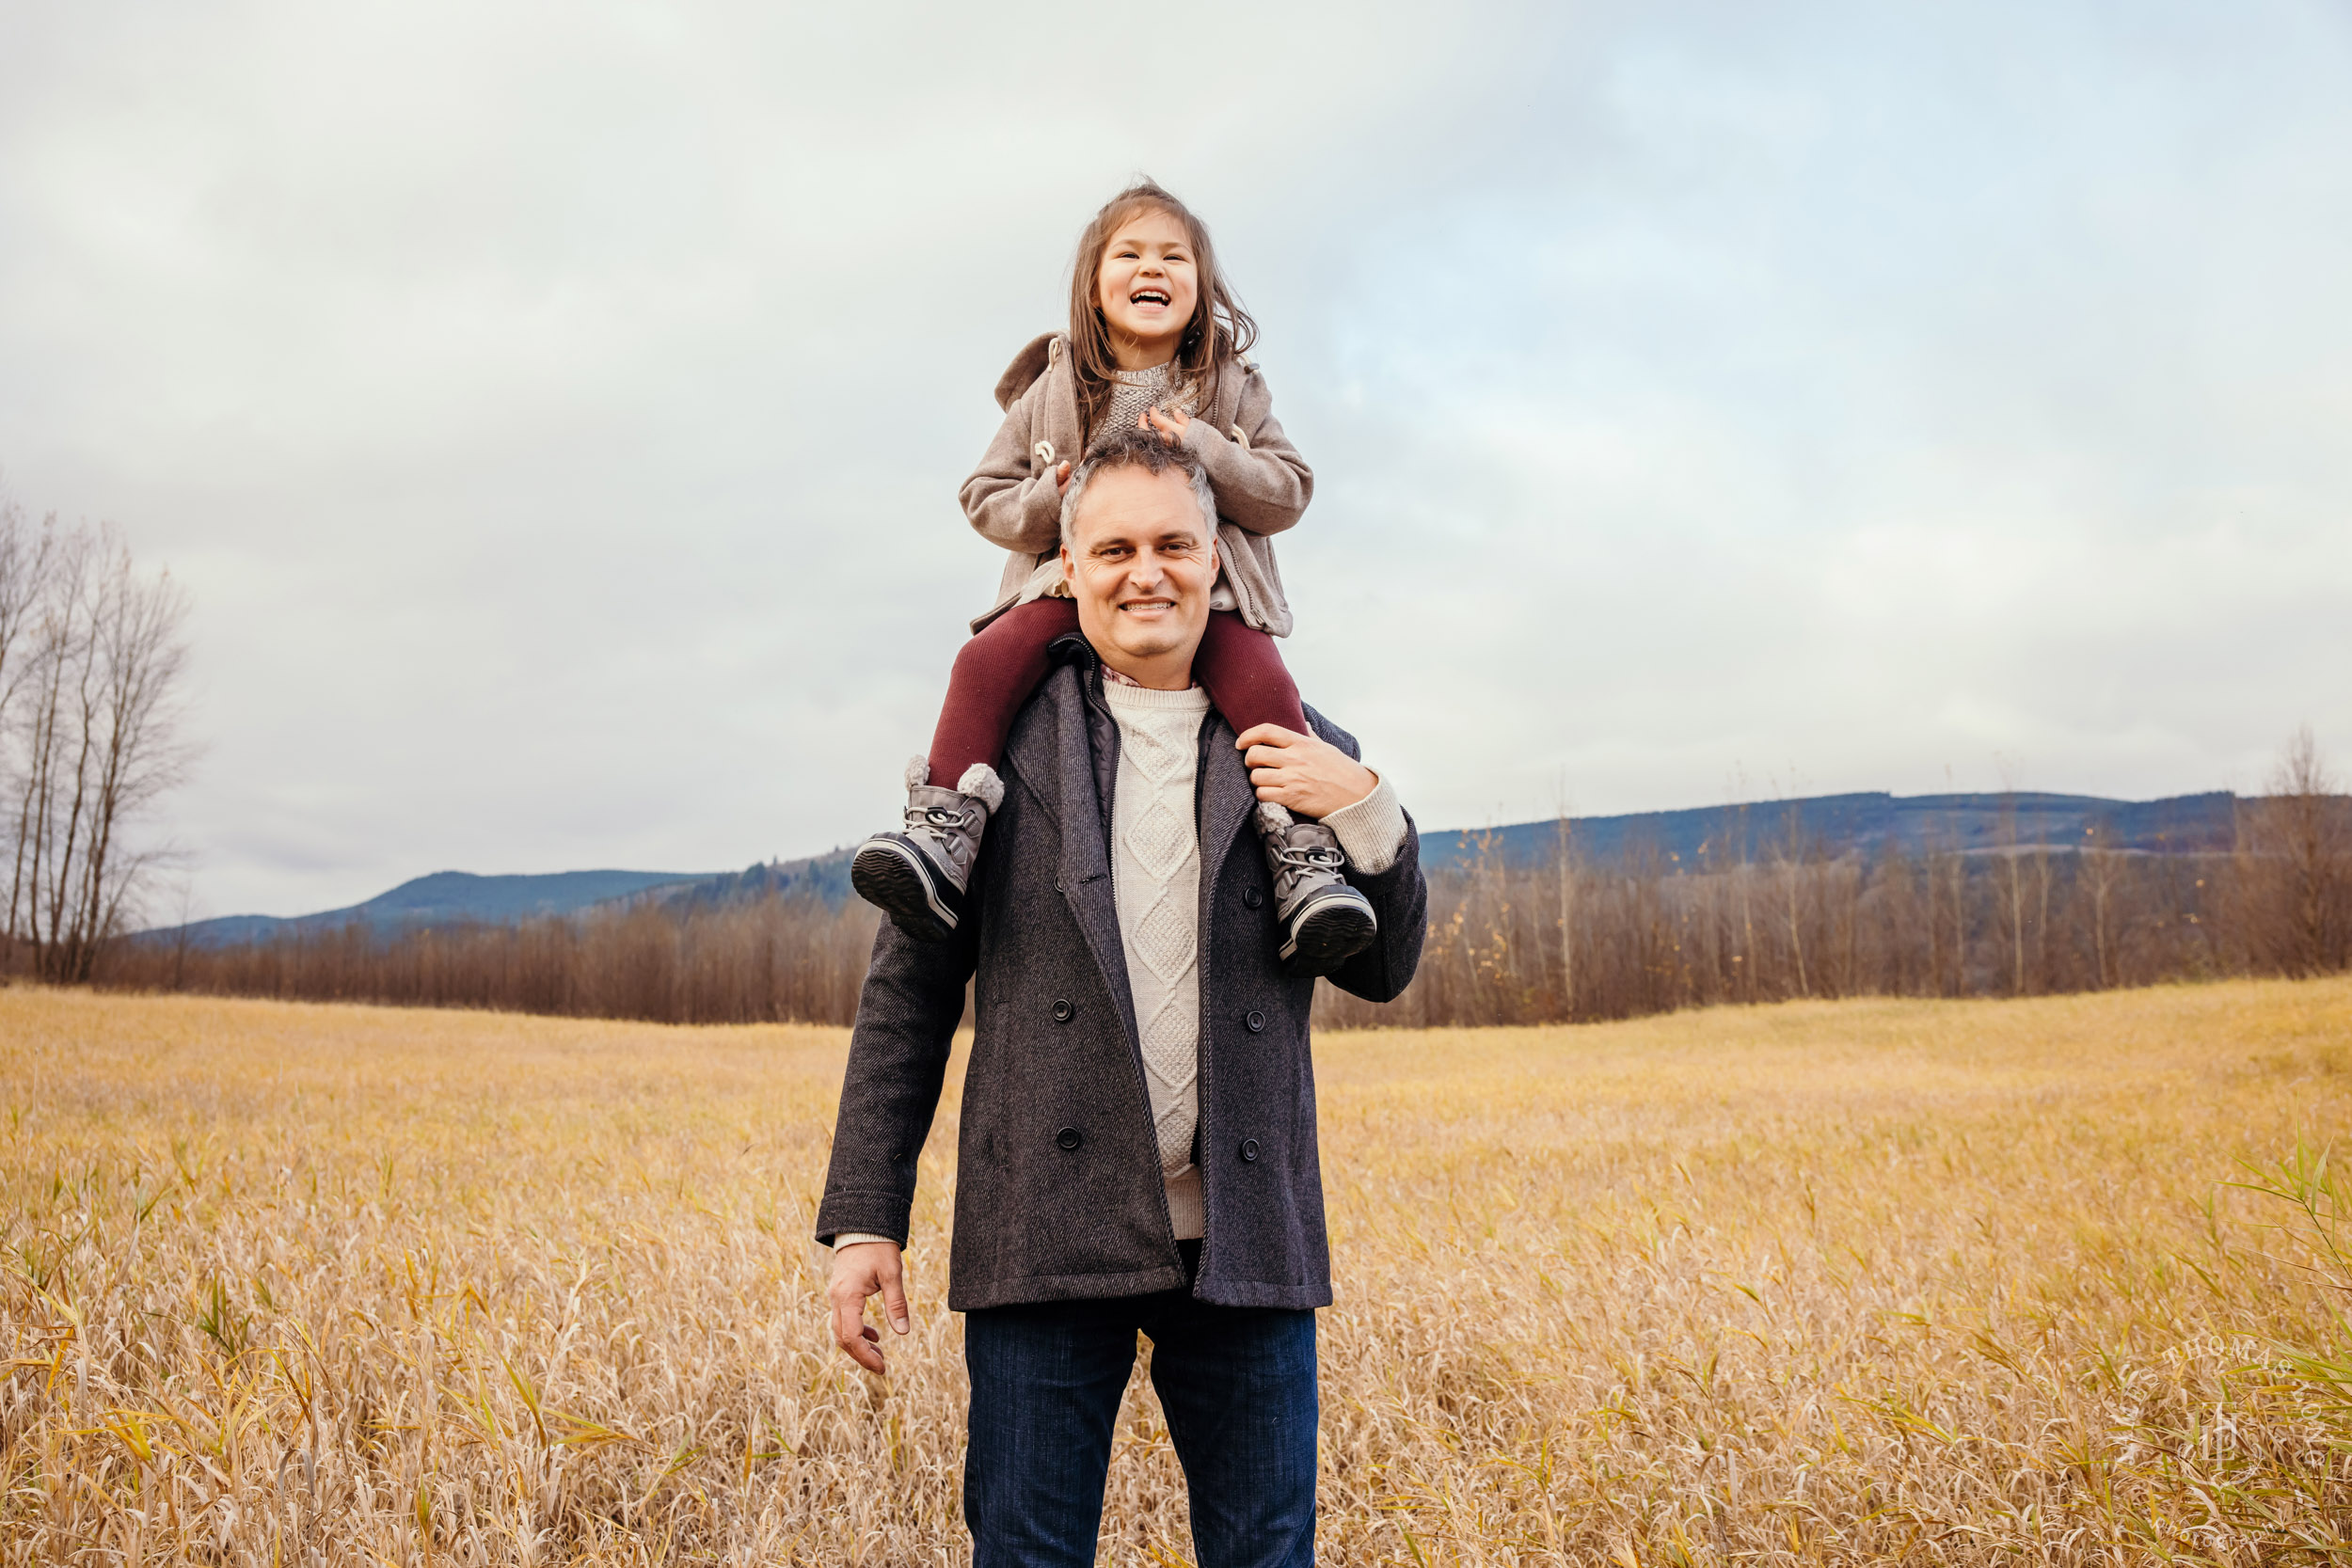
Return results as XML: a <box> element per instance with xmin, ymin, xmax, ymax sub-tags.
<box><xmin>962</xmin><ymin>1247</ymin><xmax>1318</xmax><ymax>1567</ymax></box>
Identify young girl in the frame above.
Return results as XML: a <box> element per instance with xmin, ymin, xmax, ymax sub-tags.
<box><xmin>851</xmin><ymin>179</ymin><xmax>1377</xmax><ymax>975</ymax></box>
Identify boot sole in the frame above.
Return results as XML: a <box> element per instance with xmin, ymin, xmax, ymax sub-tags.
<box><xmin>1279</xmin><ymin>887</ymin><xmax>1378</xmax><ymax>976</ymax></box>
<box><xmin>851</xmin><ymin>838</ymin><xmax>959</xmax><ymax>943</ymax></box>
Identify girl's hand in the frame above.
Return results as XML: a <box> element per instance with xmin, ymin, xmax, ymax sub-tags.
<box><xmin>1141</xmin><ymin>405</ymin><xmax>1190</xmax><ymax>446</ymax></box>
<box><xmin>1054</xmin><ymin>460</ymin><xmax>1073</xmax><ymax>495</ymax></box>
<box><xmin>1235</xmin><ymin>724</ymin><xmax>1378</xmax><ymax>818</ymax></box>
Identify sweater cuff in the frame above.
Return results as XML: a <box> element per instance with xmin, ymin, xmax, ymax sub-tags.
<box><xmin>1326</xmin><ymin>773</ymin><xmax>1407</xmax><ymax>874</ymax></box>
<box><xmin>831</xmin><ymin>1233</ymin><xmax>898</xmax><ymax>1250</ymax></box>
<box><xmin>1179</xmin><ymin>416</ymin><xmax>1229</xmax><ymax>453</ymax></box>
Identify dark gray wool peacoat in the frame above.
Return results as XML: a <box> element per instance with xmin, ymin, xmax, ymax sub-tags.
<box><xmin>815</xmin><ymin>635</ymin><xmax>1427</xmax><ymax>1311</ymax></box>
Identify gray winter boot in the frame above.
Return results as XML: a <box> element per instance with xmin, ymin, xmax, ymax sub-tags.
<box><xmin>1256</xmin><ymin>802</ymin><xmax>1378</xmax><ymax>976</ymax></box>
<box><xmin>851</xmin><ymin>758</ymin><xmax>1005</xmax><ymax>942</ymax></box>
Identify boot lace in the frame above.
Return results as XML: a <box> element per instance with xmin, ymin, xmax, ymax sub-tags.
<box><xmin>905</xmin><ymin>802</ymin><xmax>978</xmax><ymax>839</ymax></box>
<box><xmin>1269</xmin><ymin>841</ymin><xmax>1345</xmax><ymax>876</ymax></box>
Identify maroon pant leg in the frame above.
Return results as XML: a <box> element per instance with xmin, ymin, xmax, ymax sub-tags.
<box><xmin>1193</xmin><ymin>610</ymin><xmax>1309</xmax><ymax>737</ymax></box>
<box><xmin>927</xmin><ymin>597</ymin><xmax>1083</xmax><ymax>782</ymax></box>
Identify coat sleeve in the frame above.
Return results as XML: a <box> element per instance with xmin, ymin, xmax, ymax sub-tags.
<box><xmin>961</xmin><ymin>381</ymin><xmax>1067</xmax><ymax>557</ymax></box>
<box><xmin>1326</xmin><ymin>815</ymin><xmax>1428</xmax><ymax>1004</ymax></box>
<box><xmin>1303</xmin><ymin>706</ymin><xmax>1427</xmax><ymax>1005</ymax></box>
<box><xmin>813</xmin><ymin>917</ymin><xmax>978</xmax><ymax>1246</ymax></box>
<box><xmin>1182</xmin><ymin>364</ymin><xmax>1313</xmax><ymax>536</ymax></box>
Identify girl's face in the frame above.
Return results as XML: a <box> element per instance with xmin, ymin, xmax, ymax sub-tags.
<box><xmin>1095</xmin><ymin>207</ymin><xmax>1200</xmax><ymax>362</ymax></box>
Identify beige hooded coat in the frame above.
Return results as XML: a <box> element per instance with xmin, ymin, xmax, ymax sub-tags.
<box><xmin>960</xmin><ymin>332</ymin><xmax>1314</xmax><ymax>636</ymax></box>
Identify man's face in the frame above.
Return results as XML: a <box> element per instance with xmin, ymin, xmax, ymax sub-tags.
<box><xmin>1058</xmin><ymin>465</ymin><xmax>1217</xmax><ymax>677</ymax></box>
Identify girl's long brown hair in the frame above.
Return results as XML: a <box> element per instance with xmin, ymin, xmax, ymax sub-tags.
<box><xmin>1067</xmin><ymin>178</ymin><xmax>1258</xmax><ymax>448</ymax></box>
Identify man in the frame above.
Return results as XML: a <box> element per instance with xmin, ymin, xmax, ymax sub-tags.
<box><xmin>818</xmin><ymin>428</ymin><xmax>1426</xmax><ymax>1567</ymax></box>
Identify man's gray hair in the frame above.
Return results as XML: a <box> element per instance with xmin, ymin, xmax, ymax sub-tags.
<box><xmin>1058</xmin><ymin>426</ymin><xmax>1219</xmax><ymax>546</ymax></box>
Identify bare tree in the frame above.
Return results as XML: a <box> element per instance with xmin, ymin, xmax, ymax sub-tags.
<box><xmin>1777</xmin><ymin>801</ymin><xmax>1811</xmax><ymax>998</ymax></box>
<box><xmin>2078</xmin><ymin>817</ymin><xmax>2126</xmax><ymax>990</ymax></box>
<box><xmin>2234</xmin><ymin>725</ymin><xmax>2352</xmax><ymax>978</ymax></box>
<box><xmin>1552</xmin><ymin>779</ymin><xmax>1578</xmax><ymax>1021</ymax></box>
<box><xmin>2</xmin><ymin>517</ymin><xmax>194</xmax><ymax>981</ymax></box>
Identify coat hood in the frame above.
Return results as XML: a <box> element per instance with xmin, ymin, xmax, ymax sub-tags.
<box><xmin>993</xmin><ymin>332</ymin><xmax>1060</xmax><ymax>411</ymax></box>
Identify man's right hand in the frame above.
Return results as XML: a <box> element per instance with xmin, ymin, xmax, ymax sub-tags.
<box><xmin>827</xmin><ymin>1240</ymin><xmax>911</xmax><ymax>1373</ymax></box>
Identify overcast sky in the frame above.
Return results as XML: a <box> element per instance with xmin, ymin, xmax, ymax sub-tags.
<box><xmin>4</xmin><ymin>0</ymin><xmax>2349</xmax><ymax>920</ymax></box>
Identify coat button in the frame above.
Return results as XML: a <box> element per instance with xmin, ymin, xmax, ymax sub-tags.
<box><xmin>1239</xmin><ymin>1138</ymin><xmax>1261</xmax><ymax>1163</ymax></box>
<box><xmin>1243</xmin><ymin>887</ymin><xmax>1264</xmax><ymax>909</ymax></box>
<box><xmin>1245</xmin><ymin>1009</ymin><xmax>1266</xmax><ymax>1033</ymax></box>
<box><xmin>1056</xmin><ymin>1126</ymin><xmax>1083</xmax><ymax>1151</ymax></box>
<box><xmin>1051</xmin><ymin>999</ymin><xmax>1074</xmax><ymax>1022</ymax></box>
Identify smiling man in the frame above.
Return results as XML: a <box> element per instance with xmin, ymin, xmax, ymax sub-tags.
<box><xmin>818</xmin><ymin>428</ymin><xmax>1427</xmax><ymax>1567</ymax></box>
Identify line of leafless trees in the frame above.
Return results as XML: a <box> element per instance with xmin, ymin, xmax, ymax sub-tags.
<box><xmin>1318</xmin><ymin>728</ymin><xmax>2349</xmax><ymax>1028</ymax></box>
<box><xmin>103</xmin><ymin>731</ymin><xmax>2349</xmax><ymax>1029</ymax></box>
<box><xmin>1</xmin><ymin>494</ymin><xmax>194</xmax><ymax>982</ymax></box>
<box><xmin>108</xmin><ymin>894</ymin><xmax>883</xmax><ymax>1025</ymax></box>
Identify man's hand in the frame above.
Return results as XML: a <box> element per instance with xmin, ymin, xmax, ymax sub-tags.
<box><xmin>827</xmin><ymin>1241</ymin><xmax>911</xmax><ymax>1373</ymax></box>
<box><xmin>1235</xmin><ymin>724</ymin><xmax>1378</xmax><ymax>819</ymax></box>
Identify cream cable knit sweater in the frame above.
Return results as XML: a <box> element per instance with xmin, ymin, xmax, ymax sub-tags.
<box><xmin>1101</xmin><ymin>679</ymin><xmax>1217</xmax><ymax>1239</ymax></box>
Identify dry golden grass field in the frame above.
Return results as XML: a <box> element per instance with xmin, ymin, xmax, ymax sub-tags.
<box><xmin>4</xmin><ymin>980</ymin><xmax>2350</xmax><ymax>1566</ymax></box>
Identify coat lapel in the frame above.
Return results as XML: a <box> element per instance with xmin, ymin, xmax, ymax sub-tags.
<box><xmin>1198</xmin><ymin>712</ymin><xmax>1257</xmax><ymax>911</ymax></box>
<box><xmin>1021</xmin><ymin>664</ymin><xmax>1142</xmax><ymax>1055</ymax></box>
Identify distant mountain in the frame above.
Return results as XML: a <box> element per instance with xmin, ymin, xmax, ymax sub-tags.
<box><xmin>1419</xmin><ymin>790</ymin><xmax>2239</xmax><ymax>871</ymax></box>
<box><xmin>152</xmin><ymin>868</ymin><xmax>714</xmax><ymax>949</ymax></box>
<box><xmin>649</xmin><ymin>847</ymin><xmax>857</xmax><ymax>911</ymax></box>
<box><xmin>144</xmin><ymin>789</ymin><xmax>2250</xmax><ymax>950</ymax></box>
